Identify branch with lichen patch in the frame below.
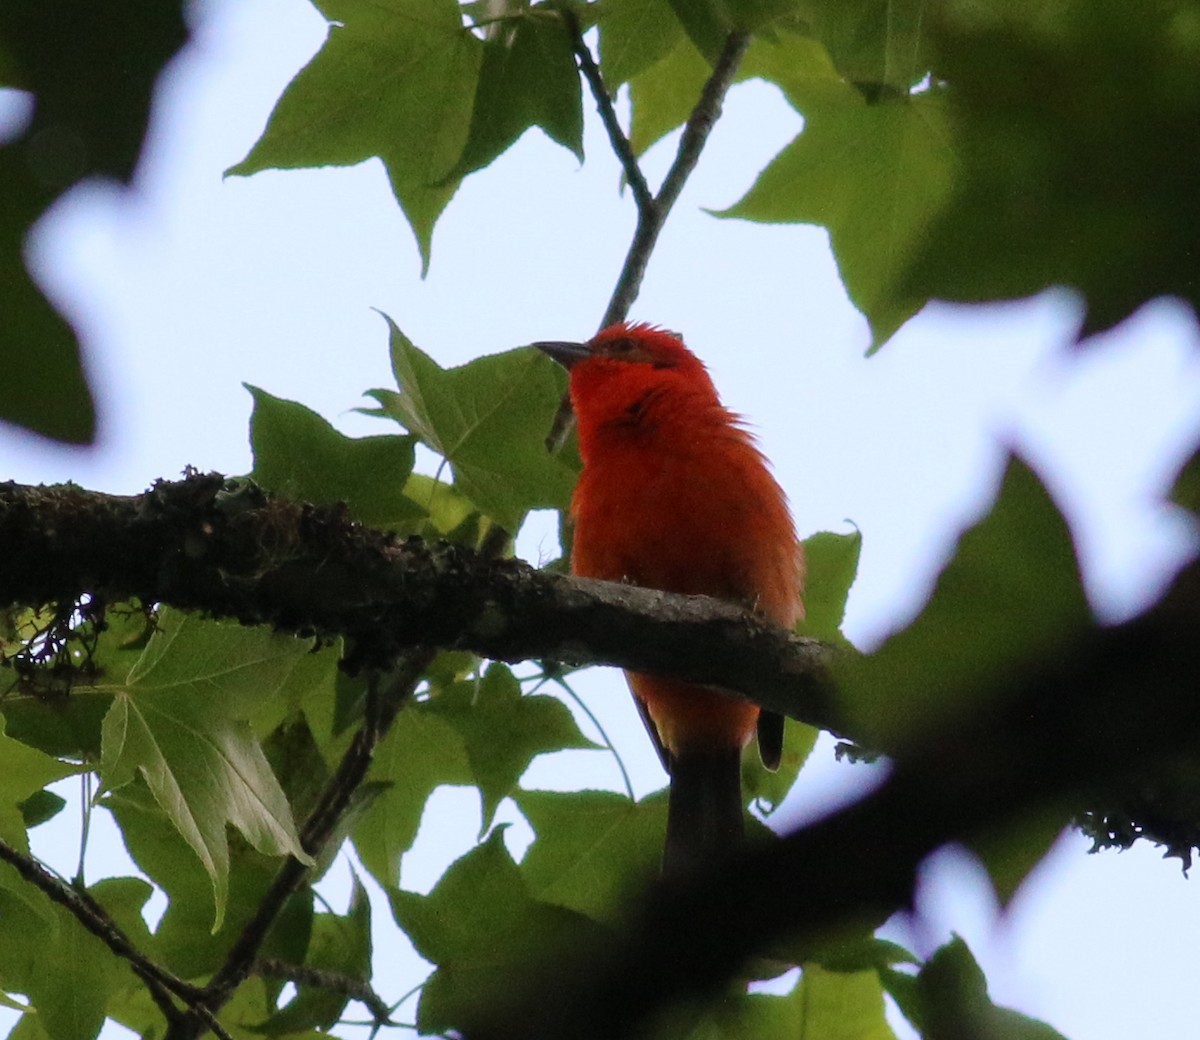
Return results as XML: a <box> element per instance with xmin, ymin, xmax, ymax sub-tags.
<box><xmin>0</xmin><ymin>475</ymin><xmax>841</xmax><ymax>734</ymax></box>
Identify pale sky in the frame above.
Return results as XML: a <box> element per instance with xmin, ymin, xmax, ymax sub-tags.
<box><xmin>4</xmin><ymin>1</ymin><xmax>1200</xmax><ymax>1037</ymax></box>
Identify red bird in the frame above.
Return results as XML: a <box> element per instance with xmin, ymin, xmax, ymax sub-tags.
<box><xmin>535</xmin><ymin>322</ymin><xmax>803</xmax><ymax>874</ymax></box>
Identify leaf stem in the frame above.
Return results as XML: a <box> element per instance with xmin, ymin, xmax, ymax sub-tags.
<box><xmin>555</xmin><ymin>675</ymin><xmax>635</xmax><ymax>801</ymax></box>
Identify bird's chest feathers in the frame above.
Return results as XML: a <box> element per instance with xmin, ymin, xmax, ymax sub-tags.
<box><xmin>571</xmin><ymin>418</ymin><xmax>767</xmax><ymax>599</ymax></box>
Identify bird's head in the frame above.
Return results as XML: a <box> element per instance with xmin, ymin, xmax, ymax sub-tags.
<box><xmin>532</xmin><ymin>323</ymin><xmax>720</xmax><ymax>431</ymax></box>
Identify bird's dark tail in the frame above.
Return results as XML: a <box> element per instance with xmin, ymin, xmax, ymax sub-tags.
<box><xmin>663</xmin><ymin>746</ymin><xmax>744</xmax><ymax>877</ymax></box>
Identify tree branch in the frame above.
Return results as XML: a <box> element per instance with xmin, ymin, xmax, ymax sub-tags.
<box><xmin>0</xmin><ymin>839</ymin><xmax>237</xmax><ymax>1038</ymax></box>
<box><xmin>601</xmin><ymin>31</ymin><xmax>750</xmax><ymax>330</ymax></box>
<box><xmin>0</xmin><ymin>475</ymin><xmax>840</xmax><ymax>733</ymax></box>
<box><xmin>255</xmin><ymin>957</ymin><xmax>393</xmax><ymax>1027</ymax></box>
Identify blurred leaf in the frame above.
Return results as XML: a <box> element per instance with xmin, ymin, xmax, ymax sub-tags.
<box><xmin>97</xmin><ymin>609</ymin><xmax>313</xmax><ymax>929</ymax></box>
<box><xmin>837</xmin><ymin>455</ymin><xmax>1090</xmax><ymax>747</ymax></box>
<box><xmin>791</xmin><ymin>963</ymin><xmax>899</xmax><ymax>1039</ymax></box>
<box><xmin>368</xmin><ymin>317</ymin><xmax>578</xmax><ymax>530</ymax></box>
<box><xmin>0</xmin><ymin>0</ymin><xmax>187</xmax><ymax>442</ymax></box>
<box><xmin>718</xmin><ymin>88</ymin><xmax>953</xmax><ymax>348</ymax></box>
<box><xmin>227</xmin><ymin>0</ymin><xmax>480</xmax><ymax>270</ymax></box>
<box><xmin>516</xmin><ymin>788</ymin><xmax>665</xmax><ymax>922</ymax></box>
<box><xmin>970</xmin><ymin>805</ymin><xmax>1070</xmax><ymax>907</ymax></box>
<box><xmin>905</xmin><ymin>0</ymin><xmax>1200</xmax><ymax>336</ymax></box>
<box><xmin>452</xmin><ymin>4</ymin><xmax>582</xmax><ymax>178</ymax></box>
<box><xmin>810</xmin><ymin>935</ymin><xmax>918</xmax><ymax>974</ymax></box>
<box><xmin>247</xmin><ymin>384</ymin><xmax>424</xmax><ymax>530</ymax></box>
<box><xmin>796</xmin><ymin>526</ymin><xmax>862</xmax><ymax>645</ymax></box>
<box><xmin>389</xmin><ymin>829</ymin><xmax>609</xmax><ymax>1035</ymax></box>
<box><xmin>427</xmin><ymin>663</ymin><xmax>598</xmax><ymax>831</ymax></box>
<box><xmin>893</xmin><ymin>936</ymin><xmax>1069</xmax><ymax>1040</ymax></box>
<box><xmin>350</xmin><ymin>704</ymin><xmax>472</xmax><ymax>889</ymax></box>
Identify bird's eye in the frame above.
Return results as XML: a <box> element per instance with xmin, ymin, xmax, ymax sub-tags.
<box><xmin>607</xmin><ymin>338</ymin><xmax>636</xmax><ymax>355</ymax></box>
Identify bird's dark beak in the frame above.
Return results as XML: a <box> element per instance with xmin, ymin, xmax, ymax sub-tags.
<box><xmin>531</xmin><ymin>340</ymin><xmax>592</xmax><ymax>370</ymax></box>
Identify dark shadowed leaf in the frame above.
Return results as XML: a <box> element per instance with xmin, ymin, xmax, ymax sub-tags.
<box><xmin>904</xmin><ymin>0</ymin><xmax>1200</xmax><ymax>337</ymax></box>
<box><xmin>0</xmin><ymin>1</ymin><xmax>187</xmax><ymax>442</ymax></box>
<box><xmin>838</xmin><ymin>455</ymin><xmax>1090</xmax><ymax>746</ymax></box>
<box><xmin>389</xmin><ymin>830</ymin><xmax>609</xmax><ymax>1035</ymax></box>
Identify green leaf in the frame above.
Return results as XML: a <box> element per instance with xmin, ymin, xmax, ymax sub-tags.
<box><xmin>428</xmin><ymin>663</ymin><xmax>598</xmax><ymax>831</ymax></box>
<box><xmin>389</xmin><ymin>829</ymin><xmax>609</xmax><ymax>1035</ymax></box>
<box><xmin>794</xmin><ymin>0</ymin><xmax>932</xmax><ymax>93</ymax></box>
<box><xmin>837</xmin><ymin>455</ymin><xmax>1090</xmax><ymax>747</ymax></box>
<box><xmin>16</xmin><ymin>789</ymin><xmax>66</xmax><ymax>829</ymax></box>
<box><xmin>451</xmin><ymin>5</ymin><xmax>582</xmax><ymax>178</ymax></box>
<box><xmin>368</xmin><ymin>316</ymin><xmax>578</xmax><ymax>531</ymax></box>
<box><xmin>0</xmin><ymin>716</ymin><xmax>79</xmax><ymax>854</ymax></box>
<box><xmin>904</xmin><ymin>0</ymin><xmax>1200</xmax><ymax>336</ymax></box>
<box><xmin>246</xmin><ymin>384</ymin><xmax>424</xmax><ymax>530</ymax></box>
<box><xmin>350</xmin><ymin>704</ymin><xmax>473</xmax><ymax>889</ymax></box>
<box><xmin>0</xmin><ymin>885</ymin><xmax>123</xmax><ymax>1040</ymax></box>
<box><xmin>809</xmin><ymin>935</ymin><xmax>919</xmax><ymax>974</ymax></box>
<box><xmin>227</xmin><ymin>0</ymin><xmax>481</xmax><ymax>270</ymax></box>
<box><xmin>738</xmin><ymin>24</ymin><xmax>843</xmax><ymax>111</ymax></box>
<box><xmin>718</xmin><ymin>88</ymin><xmax>954</xmax><ymax>348</ymax></box>
<box><xmin>628</xmin><ymin>32</ymin><xmax>711</xmax><ymax>155</ymax></box>
<box><xmin>97</xmin><ymin>609</ymin><xmax>313</xmax><ymax>929</ymax></box>
<box><xmin>103</xmin><ymin>781</ymin><xmax>311</xmax><ymax>980</ymax></box>
<box><xmin>516</xmin><ymin>788</ymin><xmax>666</xmax><ymax>921</ymax></box>
<box><xmin>796</xmin><ymin>527</ymin><xmax>862</xmax><ymax>645</ymax></box>
<box><xmin>791</xmin><ymin>963</ymin><xmax>899</xmax><ymax>1039</ymax></box>
<box><xmin>663</xmin><ymin>0</ymin><xmax>801</xmax><ymax>63</ymax></box>
<box><xmin>598</xmin><ymin>0</ymin><xmax>685</xmax><ymax>86</ymax></box>
<box><xmin>627</xmin><ymin>24</ymin><xmax>840</xmax><ymax>157</ymax></box>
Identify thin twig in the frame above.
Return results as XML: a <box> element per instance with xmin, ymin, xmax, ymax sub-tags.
<box><xmin>197</xmin><ymin>651</ymin><xmax>432</xmax><ymax>1015</ymax></box>
<box><xmin>560</xmin><ymin>7</ymin><xmax>652</xmax><ymax>212</ymax></box>
<box><xmin>602</xmin><ymin>31</ymin><xmax>750</xmax><ymax>330</ymax></box>
<box><xmin>656</xmin><ymin>32</ymin><xmax>749</xmax><ymax>224</ymax></box>
<box><xmin>256</xmin><ymin>958</ymin><xmax>393</xmax><ymax>1026</ymax></box>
